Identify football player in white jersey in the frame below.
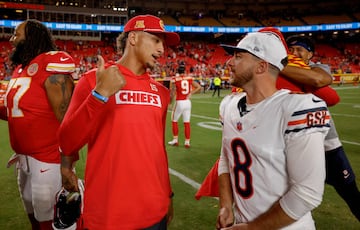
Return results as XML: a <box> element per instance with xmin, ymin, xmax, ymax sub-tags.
<box><xmin>216</xmin><ymin>32</ymin><xmax>330</xmax><ymax>229</ymax></box>
<box><xmin>283</xmin><ymin>35</ymin><xmax>360</xmax><ymax>221</ymax></box>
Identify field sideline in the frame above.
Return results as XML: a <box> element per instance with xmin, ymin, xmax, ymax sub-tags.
<box><xmin>0</xmin><ymin>86</ymin><xmax>359</xmax><ymax>229</ymax></box>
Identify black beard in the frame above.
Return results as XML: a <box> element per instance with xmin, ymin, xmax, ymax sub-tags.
<box><xmin>9</xmin><ymin>39</ymin><xmax>26</xmax><ymax>67</ymax></box>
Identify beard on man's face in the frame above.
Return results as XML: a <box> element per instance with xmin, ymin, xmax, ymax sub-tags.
<box><xmin>9</xmin><ymin>39</ymin><xmax>26</xmax><ymax>66</ymax></box>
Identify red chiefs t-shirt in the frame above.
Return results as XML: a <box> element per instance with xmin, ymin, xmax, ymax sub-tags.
<box><xmin>5</xmin><ymin>51</ymin><xmax>75</xmax><ymax>163</ymax></box>
<box><xmin>59</xmin><ymin>64</ymin><xmax>172</xmax><ymax>229</ymax></box>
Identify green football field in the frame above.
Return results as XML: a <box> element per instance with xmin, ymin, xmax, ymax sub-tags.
<box><xmin>0</xmin><ymin>86</ymin><xmax>359</xmax><ymax>229</ymax></box>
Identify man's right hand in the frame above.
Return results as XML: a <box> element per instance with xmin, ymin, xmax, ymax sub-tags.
<box><xmin>61</xmin><ymin>154</ymin><xmax>79</xmax><ymax>192</ymax></box>
<box><xmin>94</xmin><ymin>55</ymin><xmax>126</xmax><ymax>97</ymax></box>
<box><xmin>61</xmin><ymin>166</ymin><xmax>79</xmax><ymax>192</ymax></box>
<box><xmin>216</xmin><ymin>207</ymin><xmax>234</xmax><ymax>230</ymax></box>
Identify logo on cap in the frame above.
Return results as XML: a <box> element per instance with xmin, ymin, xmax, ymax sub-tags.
<box><xmin>134</xmin><ymin>20</ymin><xmax>145</xmax><ymax>29</ymax></box>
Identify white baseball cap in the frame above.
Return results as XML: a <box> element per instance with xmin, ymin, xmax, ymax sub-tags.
<box><xmin>221</xmin><ymin>32</ymin><xmax>288</xmax><ymax>71</ymax></box>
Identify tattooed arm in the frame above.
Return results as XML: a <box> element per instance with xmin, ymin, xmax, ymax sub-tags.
<box><xmin>45</xmin><ymin>74</ymin><xmax>79</xmax><ymax>191</ymax></box>
<box><xmin>45</xmin><ymin>74</ymin><xmax>75</xmax><ymax>122</ymax></box>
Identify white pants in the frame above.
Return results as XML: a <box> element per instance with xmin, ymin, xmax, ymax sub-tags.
<box><xmin>16</xmin><ymin>154</ymin><xmax>61</xmax><ymax>221</ymax></box>
<box><xmin>171</xmin><ymin>99</ymin><xmax>191</xmax><ymax>122</ymax></box>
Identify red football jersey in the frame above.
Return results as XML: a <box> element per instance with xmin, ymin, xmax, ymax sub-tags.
<box><xmin>5</xmin><ymin>51</ymin><xmax>75</xmax><ymax>163</ymax></box>
<box><xmin>59</xmin><ymin>64</ymin><xmax>172</xmax><ymax>229</ymax></box>
<box><xmin>171</xmin><ymin>74</ymin><xmax>193</xmax><ymax>100</ymax></box>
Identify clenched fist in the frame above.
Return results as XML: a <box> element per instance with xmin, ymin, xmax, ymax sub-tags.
<box><xmin>94</xmin><ymin>55</ymin><xmax>126</xmax><ymax>97</ymax></box>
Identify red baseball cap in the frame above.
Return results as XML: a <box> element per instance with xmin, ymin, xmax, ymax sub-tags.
<box><xmin>124</xmin><ymin>14</ymin><xmax>180</xmax><ymax>46</ymax></box>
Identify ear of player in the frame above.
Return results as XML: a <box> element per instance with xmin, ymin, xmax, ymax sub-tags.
<box><xmin>52</xmin><ymin>179</ymin><xmax>84</xmax><ymax>230</ymax></box>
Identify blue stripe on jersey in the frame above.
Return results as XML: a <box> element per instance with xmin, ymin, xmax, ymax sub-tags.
<box><xmin>285</xmin><ymin>123</ymin><xmax>331</xmax><ymax>134</ymax></box>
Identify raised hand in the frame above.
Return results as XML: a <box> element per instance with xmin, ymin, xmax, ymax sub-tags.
<box><xmin>94</xmin><ymin>55</ymin><xmax>126</xmax><ymax>97</ymax></box>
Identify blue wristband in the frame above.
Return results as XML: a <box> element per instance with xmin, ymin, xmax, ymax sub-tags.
<box><xmin>91</xmin><ymin>90</ymin><xmax>109</xmax><ymax>103</ymax></box>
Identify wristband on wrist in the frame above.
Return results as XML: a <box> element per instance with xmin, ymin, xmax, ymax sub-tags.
<box><xmin>91</xmin><ymin>90</ymin><xmax>109</xmax><ymax>103</ymax></box>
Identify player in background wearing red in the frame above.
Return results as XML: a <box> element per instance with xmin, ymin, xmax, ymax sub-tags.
<box><xmin>217</xmin><ymin>31</ymin><xmax>330</xmax><ymax>229</ymax></box>
<box><xmin>0</xmin><ymin>19</ymin><xmax>75</xmax><ymax>230</ymax></box>
<box><xmin>168</xmin><ymin>64</ymin><xmax>201</xmax><ymax>148</ymax></box>
<box><xmin>58</xmin><ymin>15</ymin><xmax>180</xmax><ymax>230</ymax></box>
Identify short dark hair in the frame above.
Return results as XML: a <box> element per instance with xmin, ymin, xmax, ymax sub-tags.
<box><xmin>116</xmin><ymin>32</ymin><xmax>128</xmax><ymax>54</ymax></box>
<box><xmin>286</xmin><ymin>35</ymin><xmax>315</xmax><ymax>52</ymax></box>
<box><xmin>177</xmin><ymin>65</ymin><xmax>185</xmax><ymax>74</ymax></box>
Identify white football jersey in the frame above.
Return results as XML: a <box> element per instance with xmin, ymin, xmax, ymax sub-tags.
<box><xmin>220</xmin><ymin>89</ymin><xmax>330</xmax><ymax>229</ymax></box>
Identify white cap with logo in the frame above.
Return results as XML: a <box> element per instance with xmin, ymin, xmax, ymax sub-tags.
<box><xmin>221</xmin><ymin>32</ymin><xmax>288</xmax><ymax>71</ymax></box>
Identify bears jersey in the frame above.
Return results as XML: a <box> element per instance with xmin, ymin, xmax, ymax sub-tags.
<box><xmin>171</xmin><ymin>74</ymin><xmax>193</xmax><ymax>100</ymax></box>
<box><xmin>220</xmin><ymin>89</ymin><xmax>330</xmax><ymax>229</ymax></box>
<box><xmin>4</xmin><ymin>51</ymin><xmax>75</xmax><ymax>163</ymax></box>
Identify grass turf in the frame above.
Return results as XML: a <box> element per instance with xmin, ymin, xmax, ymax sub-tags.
<box><xmin>0</xmin><ymin>86</ymin><xmax>359</xmax><ymax>229</ymax></box>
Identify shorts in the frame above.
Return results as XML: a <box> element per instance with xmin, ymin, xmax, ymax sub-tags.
<box><xmin>16</xmin><ymin>154</ymin><xmax>62</xmax><ymax>221</ymax></box>
<box><xmin>325</xmin><ymin>147</ymin><xmax>355</xmax><ymax>186</ymax></box>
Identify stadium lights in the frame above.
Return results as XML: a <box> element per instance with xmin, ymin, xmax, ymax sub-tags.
<box><xmin>113</xmin><ymin>7</ymin><xmax>127</xmax><ymax>12</ymax></box>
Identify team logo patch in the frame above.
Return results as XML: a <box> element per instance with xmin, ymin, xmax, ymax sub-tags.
<box><xmin>27</xmin><ymin>63</ymin><xmax>38</xmax><ymax>76</ymax></box>
<box><xmin>150</xmin><ymin>83</ymin><xmax>158</xmax><ymax>92</ymax></box>
<box><xmin>236</xmin><ymin>121</ymin><xmax>243</xmax><ymax>131</ymax></box>
<box><xmin>134</xmin><ymin>20</ymin><xmax>145</xmax><ymax>29</ymax></box>
<box><xmin>343</xmin><ymin>170</ymin><xmax>350</xmax><ymax>179</ymax></box>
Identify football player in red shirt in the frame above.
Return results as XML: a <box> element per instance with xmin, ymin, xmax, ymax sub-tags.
<box><xmin>0</xmin><ymin>19</ymin><xmax>75</xmax><ymax>230</ymax></box>
<box><xmin>58</xmin><ymin>15</ymin><xmax>180</xmax><ymax>230</ymax></box>
<box><xmin>168</xmin><ymin>65</ymin><xmax>201</xmax><ymax>148</ymax></box>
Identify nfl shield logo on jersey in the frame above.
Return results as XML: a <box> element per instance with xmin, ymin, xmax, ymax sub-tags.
<box><xmin>236</xmin><ymin>121</ymin><xmax>243</xmax><ymax>131</ymax></box>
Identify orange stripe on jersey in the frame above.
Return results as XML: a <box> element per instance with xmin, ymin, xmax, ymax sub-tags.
<box><xmin>288</xmin><ymin>118</ymin><xmax>307</xmax><ymax>126</ymax></box>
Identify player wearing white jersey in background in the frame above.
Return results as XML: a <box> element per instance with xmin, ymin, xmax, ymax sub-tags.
<box><xmin>216</xmin><ymin>32</ymin><xmax>330</xmax><ymax>229</ymax></box>
<box><xmin>168</xmin><ymin>65</ymin><xmax>201</xmax><ymax>148</ymax></box>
